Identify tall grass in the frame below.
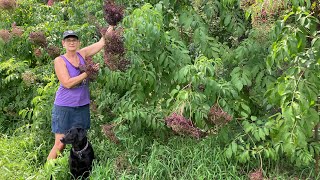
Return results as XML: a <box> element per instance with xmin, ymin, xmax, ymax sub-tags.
<box><xmin>0</xmin><ymin>123</ymin><xmax>317</xmax><ymax>180</ymax></box>
<box><xmin>89</xmin><ymin>136</ymin><xmax>248</xmax><ymax>179</ymax></box>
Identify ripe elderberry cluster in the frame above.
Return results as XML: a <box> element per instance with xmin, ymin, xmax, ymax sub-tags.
<box><xmin>102</xmin><ymin>123</ymin><xmax>120</xmax><ymax>144</ymax></box>
<box><xmin>79</xmin><ymin>56</ymin><xmax>99</xmax><ymax>81</ymax></box>
<box><xmin>0</xmin><ymin>0</ymin><xmax>16</xmax><ymax>10</ymax></box>
<box><xmin>33</xmin><ymin>48</ymin><xmax>42</xmax><ymax>58</ymax></box>
<box><xmin>0</xmin><ymin>29</ymin><xmax>11</xmax><ymax>42</ymax></box>
<box><xmin>28</xmin><ymin>31</ymin><xmax>61</xmax><ymax>58</ymax></box>
<box><xmin>207</xmin><ymin>104</ymin><xmax>232</xmax><ymax>126</ymax></box>
<box><xmin>47</xmin><ymin>45</ymin><xmax>60</xmax><ymax>58</ymax></box>
<box><xmin>165</xmin><ymin>113</ymin><xmax>206</xmax><ymax>139</ymax></box>
<box><xmin>105</xmin><ymin>30</ymin><xmax>124</xmax><ymax>54</ymax></box>
<box><xmin>102</xmin><ymin>1</ymin><xmax>129</xmax><ymax>71</ymax></box>
<box><xmin>103</xmin><ymin>0</ymin><xmax>124</xmax><ymax>26</ymax></box>
<box><xmin>11</xmin><ymin>23</ymin><xmax>23</xmax><ymax>37</ymax></box>
<box><xmin>249</xmin><ymin>169</ymin><xmax>264</xmax><ymax>180</ymax></box>
<box><xmin>104</xmin><ymin>53</ymin><xmax>129</xmax><ymax>71</ymax></box>
<box><xmin>29</xmin><ymin>31</ymin><xmax>47</xmax><ymax>47</ymax></box>
<box><xmin>103</xmin><ymin>30</ymin><xmax>130</xmax><ymax>71</ymax></box>
<box><xmin>103</xmin><ymin>27</ymin><xmax>129</xmax><ymax>71</ymax></box>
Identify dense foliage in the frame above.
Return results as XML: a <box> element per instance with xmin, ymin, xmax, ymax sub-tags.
<box><xmin>0</xmin><ymin>0</ymin><xmax>319</xmax><ymax>179</ymax></box>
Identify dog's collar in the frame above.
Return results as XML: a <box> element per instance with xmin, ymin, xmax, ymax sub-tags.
<box><xmin>72</xmin><ymin>140</ymin><xmax>88</xmax><ymax>159</ymax></box>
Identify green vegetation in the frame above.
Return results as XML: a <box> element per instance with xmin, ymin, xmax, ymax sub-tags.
<box><xmin>0</xmin><ymin>0</ymin><xmax>319</xmax><ymax>179</ymax></box>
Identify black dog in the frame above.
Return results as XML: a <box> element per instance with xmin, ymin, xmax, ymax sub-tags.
<box><xmin>60</xmin><ymin>127</ymin><xmax>94</xmax><ymax>179</ymax></box>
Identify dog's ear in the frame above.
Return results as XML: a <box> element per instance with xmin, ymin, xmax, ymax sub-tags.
<box><xmin>76</xmin><ymin>128</ymin><xmax>87</xmax><ymax>142</ymax></box>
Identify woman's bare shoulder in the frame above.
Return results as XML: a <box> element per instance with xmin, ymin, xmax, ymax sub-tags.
<box><xmin>54</xmin><ymin>56</ymin><xmax>65</xmax><ymax>66</ymax></box>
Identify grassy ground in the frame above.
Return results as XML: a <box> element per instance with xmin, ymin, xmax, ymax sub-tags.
<box><xmin>0</xmin><ymin>124</ymin><xmax>317</xmax><ymax>180</ymax></box>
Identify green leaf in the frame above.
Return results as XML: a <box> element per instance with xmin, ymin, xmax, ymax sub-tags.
<box><xmin>224</xmin><ymin>14</ymin><xmax>231</xmax><ymax>26</ymax></box>
<box><xmin>179</xmin><ymin>12</ymin><xmax>193</xmax><ymax>29</ymax></box>
<box><xmin>253</xmin><ymin>130</ymin><xmax>260</xmax><ymax>141</ymax></box>
<box><xmin>258</xmin><ymin>128</ymin><xmax>266</xmax><ymax>141</ymax></box>
<box><xmin>283</xmin><ymin>106</ymin><xmax>294</xmax><ymax>123</ymax></box>
<box><xmin>239</xmin><ymin>150</ymin><xmax>249</xmax><ymax>163</ymax></box>
<box><xmin>225</xmin><ymin>145</ymin><xmax>233</xmax><ymax>158</ymax></box>
<box><xmin>241</xmin><ymin>102</ymin><xmax>251</xmax><ymax>114</ymax></box>
<box><xmin>233</xmin><ymin>79</ymin><xmax>243</xmax><ymax>91</ymax></box>
<box><xmin>283</xmin><ymin>141</ymin><xmax>295</xmax><ymax>155</ymax></box>
<box><xmin>231</xmin><ymin>141</ymin><xmax>237</xmax><ymax>153</ymax></box>
<box><xmin>263</xmin><ymin>127</ymin><xmax>270</xmax><ymax>136</ymax></box>
<box><xmin>264</xmin><ymin>149</ymin><xmax>270</xmax><ymax>158</ymax></box>
<box><xmin>243</xmin><ymin>121</ymin><xmax>254</xmax><ymax>133</ymax></box>
<box><xmin>277</xmin><ymin>83</ymin><xmax>287</xmax><ymax>96</ymax></box>
<box><xmin>296</xmin><ymin>128</ymin><xmax>307</xmax><ymax>147</ymax></box>
<box><xmin>240</xmin><ymin>111</ymin><xmax>248</xmax><ymax>119</ymax></box>
<box><xmin>305</xmin><ymin>108</ymin><xmax>319</xmax><ymax>127</ymax></box>
<box><xmin>250</xmin><ymin>116</ymin><xmax>257</xmax><ymax>121</ymax></box>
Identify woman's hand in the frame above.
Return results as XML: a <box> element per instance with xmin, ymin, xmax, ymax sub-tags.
<box><xmin>107</xmin><ymin>25</ymin><xmax>115</xmax><ymax>33</ymax></box>
<box><xmin>79</xmin><ymin>62</ymin><xmax>99</xmax><ymax>81</ymax></box>
<box><xmin>92</xmin><ymin>63</ymin><xmax>100</xmax><ymax>71</ymax></box>
<box><xmin>105</xmin><ymin>25</ymin><xmax>115</xmax><ymax>38</ymax></box>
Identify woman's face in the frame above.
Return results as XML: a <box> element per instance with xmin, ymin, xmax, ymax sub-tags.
<box><xmin>62</xmin><ymin>37</ymin><xmax>80</xmax><ymax>51</ymax></box>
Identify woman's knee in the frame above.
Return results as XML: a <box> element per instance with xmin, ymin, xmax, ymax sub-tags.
<box><xmin>54</xmin><ymin>140</ymin><xmax>65</xmax><ymax>150</ymax></box>
<box><xmin>54</xmin><ymin>134</ymin><xmax>65</xmax><ymax>150</ymax></box>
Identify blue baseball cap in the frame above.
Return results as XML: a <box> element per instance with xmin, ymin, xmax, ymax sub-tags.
<box><xmin>62</xmin><ymin>30</ymin><xmax>78</xmax><ymax>39</ymax></box>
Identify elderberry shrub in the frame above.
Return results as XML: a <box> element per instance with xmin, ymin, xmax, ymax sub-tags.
<box><xmin>29</xmin><ymin>31</ymin><xmax>47</xmax><ymax>47</ymax></box>
<box><xmin>103</xmin><ymin>0</ymin><xmax>124</xmax><ymax>26</ymax></box>
<box><xmin>165</xmin><ymin>113</ymin><xmax>206</xmax><ymax>139</ymax></box>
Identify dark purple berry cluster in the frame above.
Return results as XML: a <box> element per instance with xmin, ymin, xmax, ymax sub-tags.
<box><xmin>102</xmin><ymin>123</ymin><xmax>120</xmax><ymax>144</ymax></box>
<box><xmin>165</xmin><ymin>113</ymin><xmax>206</xmax><ymax>139</ymax></box>
<box><xmin>105</xmin><ymin>30</ymin><xmax>124</xmax><ymax>55</ymax></box>
<box><xmin>11</xmin><ymin>23</ymin><xmax>23</xmax><ymax>37</ymax></box>
<box><xmin>103</xmin><ymin>0</ymin><xmax>124</xmax><ymax>26</ymax></box>
<box><xmin>29</xmin><ymin>31</ymin><xmax>47</xmax><ymax>47</ymax></box>
<box><xmin>103</xmin><ymin>27</ymin><xmax>130</xmax><ymax>71</ymax></box>
<box><xmin>79</xmin><ymin>56</ymin><xmax>99</xmax><ymax>80</ymax></box>
<box><xmin>0</xmin><ymin>0</ymin><xmax>16</xmax><ymax>10</ymax></box>
<box><xmin>207</xmin><ymin>104</ymin><xmax>232</xmax><ymax>126</ymax></box>
<box><xmin>33</xmin><ymin>48</ymin><xmax>42</xmax><ymax>58</ymax></box>
<box><xmin>0</xmin><ymin>29</ymin><xmax>11</xmax><ymax>42</ymax></box>
<box><xmin>46</xmin><ymin>45</ymin><xmax>60</xmax><ymax>58</ymax></box>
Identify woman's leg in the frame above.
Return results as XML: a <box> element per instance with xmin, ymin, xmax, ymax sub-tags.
<box><xmin>47</xmin><ymin>133</ymin><xmax>66</xmax><ymax>160</ymax></box>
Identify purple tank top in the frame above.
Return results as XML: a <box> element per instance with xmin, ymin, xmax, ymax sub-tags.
<box><xmin>54</xmin><ymin>52</ymin><xmax>90</xmax><ymax>107</ymax></box>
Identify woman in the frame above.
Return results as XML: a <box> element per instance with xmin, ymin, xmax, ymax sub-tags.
<box><xmin>47</xmin><ymin>26</ymin><xmax>114</xmax><ymax>160</ymax></box>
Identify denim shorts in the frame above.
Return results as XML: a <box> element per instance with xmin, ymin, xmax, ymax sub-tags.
<box><xmin>51</xmin><ymin>104</ymin><xmax>90</xmax><ymax>134</ymax></box>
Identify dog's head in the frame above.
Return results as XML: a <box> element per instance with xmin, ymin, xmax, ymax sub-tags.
<box><xmin>60</xmin><ymin>127</ymin><xmax>87</xmax><ymax>145</ymax></box>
